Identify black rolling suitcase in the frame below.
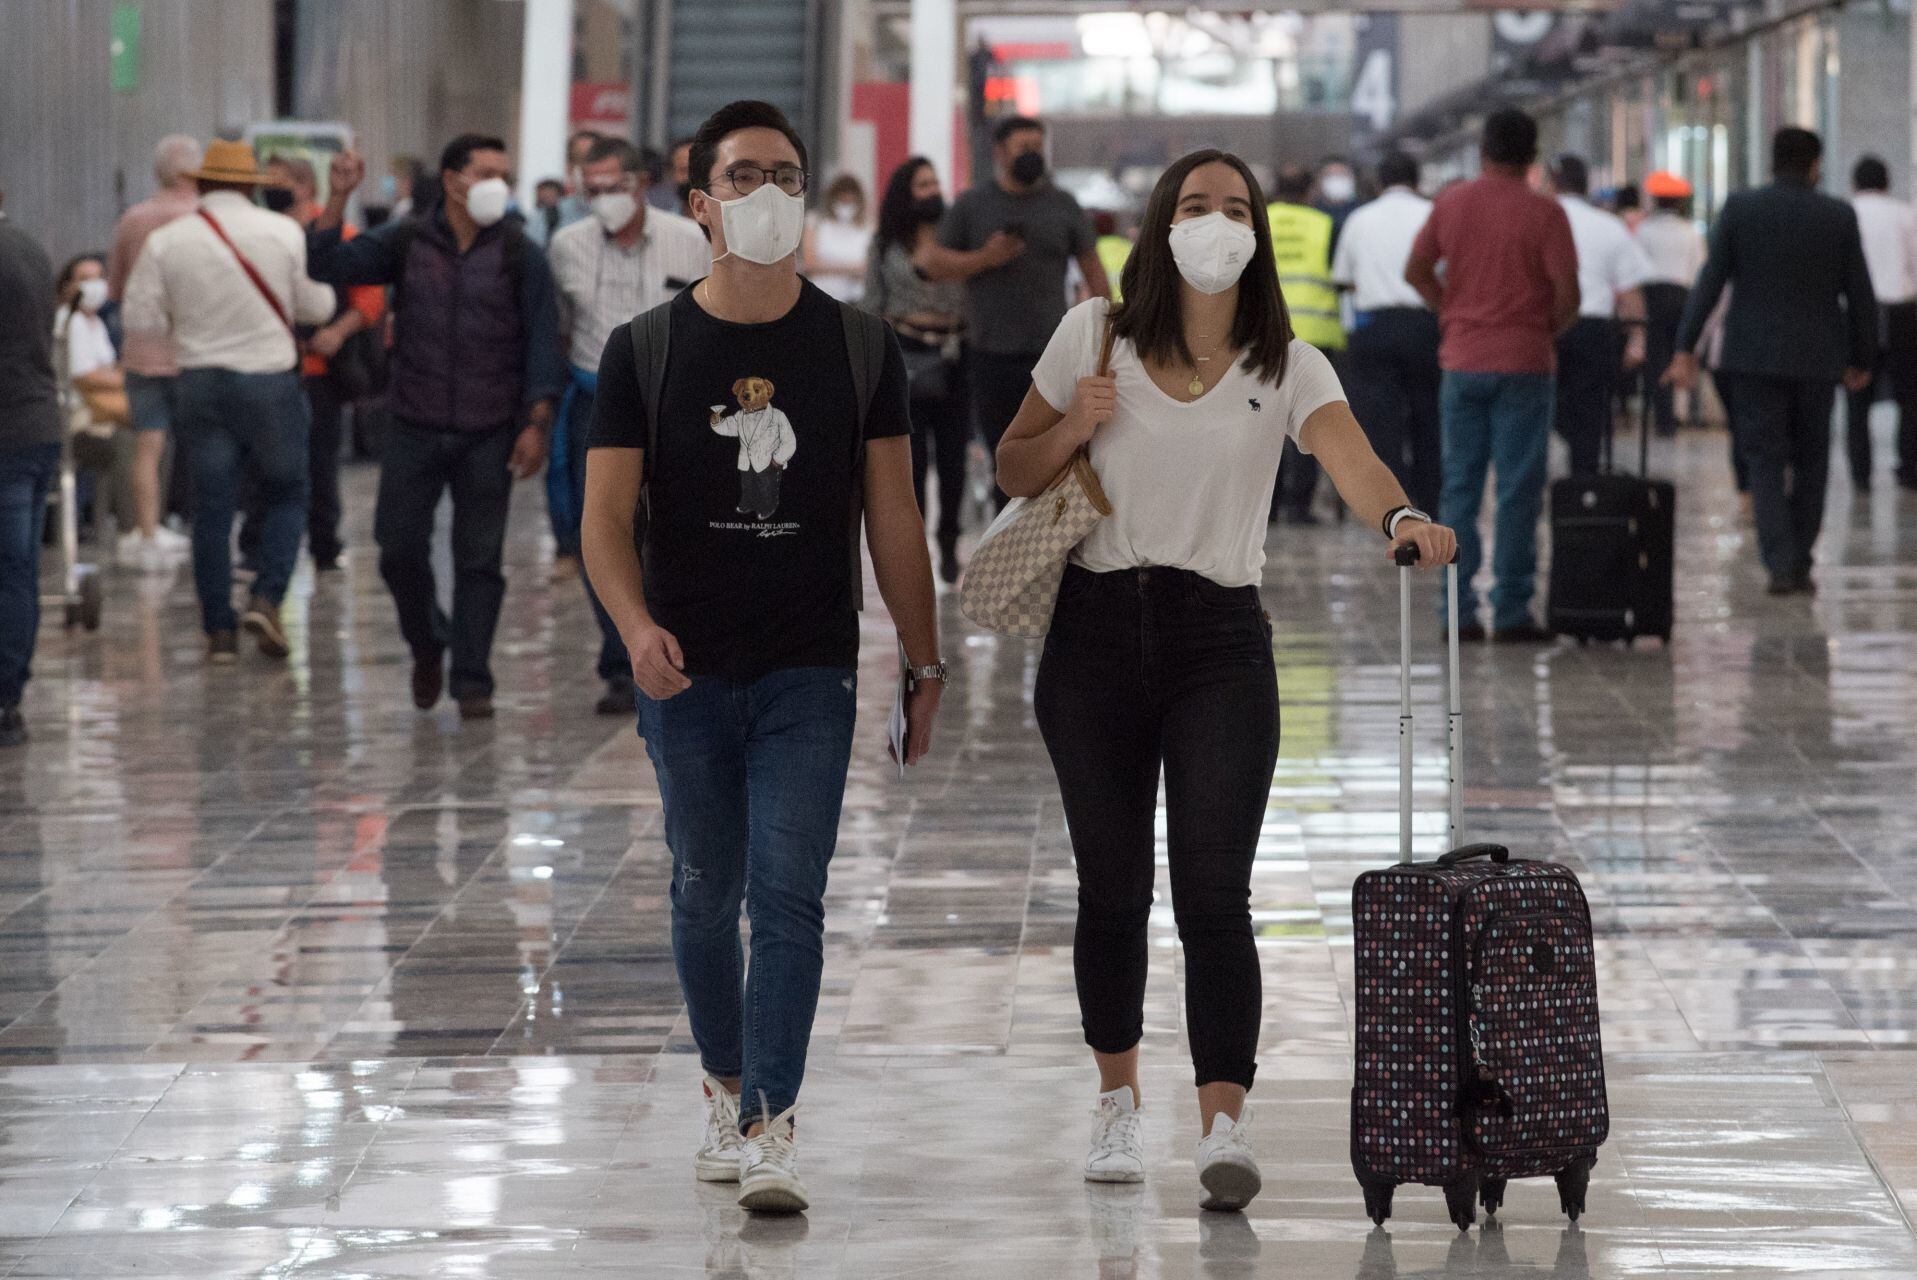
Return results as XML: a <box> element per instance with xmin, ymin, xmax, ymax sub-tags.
<box><xmin>1547</xmin><ymin>386</ymin><xmax>1674</xmax><ymax>643</ymax></box>
<box><xmin>1351</xmin><ymin>551</ymin><xmax>1609</xmax><ymax>1230</ymax></box>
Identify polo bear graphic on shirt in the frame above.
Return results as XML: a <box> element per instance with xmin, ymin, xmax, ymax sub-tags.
<box><xmin>709</xmin><ymin>376</ymin><xmax>797</xmax><ymax>521</ymax></box>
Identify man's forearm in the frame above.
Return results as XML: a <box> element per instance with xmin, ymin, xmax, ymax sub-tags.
<box><xmin>867</xmin><ymin>505</ymin><xmax>940</xmax><ymax>667</ymax></box>
<box><xmin>581</xmin><ymin>509</ymin><xmax>653</xmax><ymax>641</ymax></box>
<box><xmin>1405</xmin><ymin>261</ymin><xmax>1443</xmax><ymax>314</ymax></box>
<box><xmin>917</xmin><ymin>243</ymin><xmax>992</xmax><ymax>284</ymax></box>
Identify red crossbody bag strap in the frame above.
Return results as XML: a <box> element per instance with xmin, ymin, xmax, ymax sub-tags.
<box><xmin>197</xmin><ymin>208</ymin><xmax>295</xmax><ymax>335</ymax></box>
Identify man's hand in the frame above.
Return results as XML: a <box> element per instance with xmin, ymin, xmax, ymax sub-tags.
<box><xmin>1622</xmin><ymin>331</ymin><xmax>1647</xmax><ymax>372</ymax></box>
<box><xmin>329</xmin><ymin>150</ymin><xmax>366</xmax><ymax>202</ymax></box>
<box><xmin>507</xmin><ymin>425</ymin><xmax>549</xmax><ymax>480</ymax></box>
<box><xmin>1388</xmin><ymin>519</ymin><xmax>1459</xmax><ymax>569</ymax></box>
<box><xmin>1662</xmin><ymin>352</ymin><xmax>1700</xmax><ymax>391</ymax></box>
<box><xmin>981</xmin><ymin>230</ymin><xmax>1025</xmax><ymax>269</ymax></box>
<box><xmin>1844</xmin><ymin>367</ymin><xmax>1873</xmax><ymax>393</ymax></box>
<box><xmin>308</xmin><ymin>324</ymin><xmax>348</xmax><ymax>360</ymax></box>
<box><xmin>896</xmin><ymin>678</ymin><xmax>943</xmax><ymax>766</ymax></box>
<box><xmin>626</xmin><ymin>623</ymin><xmax>692</xmax><ymax>700</ymax></box>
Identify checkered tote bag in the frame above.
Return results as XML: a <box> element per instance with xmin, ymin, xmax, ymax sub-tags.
<box><xmin>958</xmin><ymin>320</ymin><xmax>1116</xmax><ymax>638</ymax></box>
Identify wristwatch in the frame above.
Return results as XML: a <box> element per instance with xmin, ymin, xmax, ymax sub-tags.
<box><xmin>1384</xmin><ymin>506</ymin><xmax>1431</xmax><ymax>539</ymax></box>
<box><xmin>905</xmin><ymin>661</ymin><xmax>948</xmax><ymax>691</ymax></box>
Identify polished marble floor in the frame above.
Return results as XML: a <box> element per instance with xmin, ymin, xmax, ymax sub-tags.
<box><xmin>2</xmin><ymin>420</ymin><xmax>1916</xmax><ymax>1277</ymax></box>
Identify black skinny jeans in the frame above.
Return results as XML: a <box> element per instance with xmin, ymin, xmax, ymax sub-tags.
<box><xmin>903</xmin><ymin>337</ymin><xmax>967</xmax><ymax>546</ymax></box>
<box><xmin>1034</xmin><ymin>565</ymin><xmax>1280</xmax><ymax>1090</ymax></box>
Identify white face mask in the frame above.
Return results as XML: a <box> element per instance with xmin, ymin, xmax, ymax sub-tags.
<box><xmin>1168</xmin><ymin>212</ymin><xmax>1256</xmax><ymax>294</ymax></box>
<box><xmin>834</xmin><ymin>200</ymin><xmax>859</xmax><ymax>223</ymax></box>
<box><xmin>1320</xmin><ymin>172</ymin><xmax>1357</xmax><ymax>204</ymax></box>
<box><xmin>77</xmin><ymin>278</ymin><xmax>109</xmax><ymax>313</ymax></box>
<box><xmin>591</xmin><ymin>191</ymin><xmax>638</xmax><ymax>233</ymax></box>
<box><xmin>708</xmin><ymin>182</ymin><xmax>807</xmax><ymax>266</ymax></box>
<box><xmin>464</xmin><ymin>177</ymin><xmax>511</xmax><ymax>228</ymax></box>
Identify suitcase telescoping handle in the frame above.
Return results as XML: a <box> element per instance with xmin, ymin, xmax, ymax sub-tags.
<box><xmin>1395</xmin><ymin>544</ymin><xmax>1465</xmax><ymax>865</ymax></box>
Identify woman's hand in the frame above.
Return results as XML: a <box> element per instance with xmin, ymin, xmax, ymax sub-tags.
<box><xmin>1060</xmin><ymin>374</ymin><xmax>1116</xmax><ymax>446</ymax></box>
<box><xmin>1389</xmin><ymin>518</ymin><xmax>1458</xmax><ymax>569</ymax></box>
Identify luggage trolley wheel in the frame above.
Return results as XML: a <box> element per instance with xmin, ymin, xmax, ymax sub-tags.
<box><xmin>1357</xmin><ymin>1172</ymin><xmax>1396</xmax><ymax>1227</ymax></box>
<box><xmin>1555</xmin><ymin>1155</ymin><xmax>1595</xmax><ymax>1222</ymax></box>
<box><xmin>1479</xmin><ymin>1175</ymin><xmax>1509</xmax><ymax>1218</ymax></box>
<box><xmin>1442</xmin><ymin>1171</ymin><xmax>1481</xmax><ymax>1232</ymax></box>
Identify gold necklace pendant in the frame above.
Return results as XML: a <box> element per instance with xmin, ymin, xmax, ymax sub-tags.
<box><xmin>1187</xmin><ymin>375</ymin><xmax>1206</xmax><ymax>397</ymax></box>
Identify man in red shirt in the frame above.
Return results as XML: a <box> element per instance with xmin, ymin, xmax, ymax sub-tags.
<box><xmin>1406</xmin><ymin>108</ymin><xmax>1579</xmax><ymax>642</ymax></box>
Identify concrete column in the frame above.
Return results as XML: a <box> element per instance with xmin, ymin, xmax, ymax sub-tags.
<box><xmin>518</xmin><ymin>0</ymin><xmax>575</xmax><ymax>209</ymax></box>
<box><xmin>910</xmin><ymin>0</ymin><xmax>956</xmax><ymax>182</ymax></box>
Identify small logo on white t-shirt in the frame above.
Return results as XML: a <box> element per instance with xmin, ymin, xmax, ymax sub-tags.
<box><xmin>1248</xmin><ymin>398</ymin><xmax>1262</xmax><ymax>412</ymax></box>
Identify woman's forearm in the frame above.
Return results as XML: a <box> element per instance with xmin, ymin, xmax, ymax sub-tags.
<box><xmin>997</xmin><ymin>422</ymin><xmax>1082</xmax><ymax>499</ymax></box>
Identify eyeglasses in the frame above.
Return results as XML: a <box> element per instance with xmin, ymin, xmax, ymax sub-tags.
<box><xmin>711</xmin><ymin>163</ymin><xmax>808</xmax><ymax>197</ymax></box>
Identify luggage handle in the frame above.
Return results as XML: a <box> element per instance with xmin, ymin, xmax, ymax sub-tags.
<box><xmin>1396</xmin><ymin>544</ymin><xmax>1464</xmax><ymax>865</ymax></box>
<box><xmin>1436</xmin><ymin>843</ymin><xmax>1509</xmax><ymax>866</ymax></box>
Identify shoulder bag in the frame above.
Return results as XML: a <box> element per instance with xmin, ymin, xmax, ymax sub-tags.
<box><xmin>957</xmin><ymin>315</ymin><xmax>1116</xmax><ymax>638</ymax></box>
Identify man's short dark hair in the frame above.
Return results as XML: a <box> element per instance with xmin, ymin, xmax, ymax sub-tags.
<box><xmin>1773</xmin><ymin>127</ymin><xmax>1822</xmax><ymax>180</ymax></box>
<box><xmin>535</xmin><ymin>178</ymin><xmax>564</xmax><ymax>195</ymax></box>
<box><xmin>584</xmin><ymin>136</ymin><xmax>642</xmax><ymax>174</ymax></box>
<box><xmin>1482</xmin><ymin>108</ymin><xmax>1539</xmax><ymax>168</ymax></box>
<box><xmin>440</xmin><ymin>132</ymin><xmax>508</xmax><ymax>177</ymax></box>
<box><xmin>1551</xmin><ymin>154</ymin><xmax>1589</xmax><ymax>196</ymax></box>
<box><xmin>1274</xmin><ymin>164</ymin><xmax>1313</xmax><ymax>203</ymax></box>
<box><xmin>1377</xmin><ymin>151</ymin><xmax>1420</xmax><ymax>192</ymax></box>
<box><xmin>993</xmin><ymin>115</ymin><xmax>1044</xmax><ymax>147</ymax></box>
<box><xmin>687</xmin><ymin>100</ymin><xmax>809</xmax><ymax>190</ymax></box>
<box><xmin>1854</xmin><ymin>155</ymin><xmax>1890</xmax><ymax>193</ymax></box>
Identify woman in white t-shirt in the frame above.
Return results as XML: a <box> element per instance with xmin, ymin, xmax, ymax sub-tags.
<box><xmin>54</xmin><ymin>254</ymin><xmax>140</xmax><ymax>544</ymax></box>
<box><xmin>996</xmin><ymin>149</ymin><xmax>1458</xmax><ymax>1212</ymax></box>
<box><xmin>800</xmin><ymin>173</ymin><xmax>872</xmax><ymax>303</ymax></box>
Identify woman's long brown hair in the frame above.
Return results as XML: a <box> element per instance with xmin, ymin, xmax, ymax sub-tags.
<box><xmin>1112</xmin><ymin>148</ymin><xmax>1292</xmax><ymax>386</ymax></box>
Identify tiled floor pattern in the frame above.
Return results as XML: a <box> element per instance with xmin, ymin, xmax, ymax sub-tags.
<box><xmin>2</xmin><ymin>422</ymin><xmax>1915</xmax><ymax>1276</ymax></box>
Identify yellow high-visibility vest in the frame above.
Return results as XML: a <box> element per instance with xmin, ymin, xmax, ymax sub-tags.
<box><xmin>1266</xmin><ymin>201</ymin><xmax>1345</xmax><ymax>352</ymax></box>
<box><xmin>1097</xmin><ymin>234</ymin><xmax>1133</xmax><ymax>301</ymax></box>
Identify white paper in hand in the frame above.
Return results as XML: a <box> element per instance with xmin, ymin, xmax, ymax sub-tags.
<box><xmin>887</xmin><ymin>644</ymin><xmax>909</xmax><ymax>779</ymax></box>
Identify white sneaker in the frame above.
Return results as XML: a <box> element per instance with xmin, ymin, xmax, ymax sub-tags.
<box><xmin>115</xmin><ymin>533</ymin><xmax>175</xmax><ymax>575</ymax></box>
<box><xmin>152</xmin><ymin>524</ymin><xmax>191</xmax><ymax>554</ymax></box>
<box><xmin>737</xmin><ymin>1104</ymin><xmax>808</xmax><ymax>1214</ymax></box>
<box><xmin>1196</xmin><ymin>1107</ymin><xmax>1261</xmax><ymax>1212</ymax></box>
<box><xmin>1085</xmin><ymin>1086</ymin><xmax>1145</xmax><ymax>1184</ymax></box>
<box><xmin>695</xmin><ymin>1075</ymin><xmax>744</xmax><ymax>1183</ymax></box>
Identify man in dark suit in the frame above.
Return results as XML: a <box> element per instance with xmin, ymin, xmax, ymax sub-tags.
<box><xmin>1666</xmin><ymin>127</ymin><xmax>1875</xmax><ymax>596</ymax></box>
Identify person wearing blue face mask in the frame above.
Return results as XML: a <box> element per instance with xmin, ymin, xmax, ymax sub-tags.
<box><xmin>997</xmin><ymin>148</ymin><xmax>1457</xmax><ymax>1213</ymax></box>
<box><xmin>307</xmin><ymin>133</ymin><xmax>566</xmax><ymax>720</ymax></box>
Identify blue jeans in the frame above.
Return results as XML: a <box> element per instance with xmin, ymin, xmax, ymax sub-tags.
<box><xmin>177</xmin><ymin>368</ymin><xmax>310</xmax><ymax>633</ymax></box>
<box><xmin>1438</xmin><ymin>371</ymin><xmax>1554</xmax><ymax>629</ymax></box>
<box><xmin>638</xmin><ymin>667</ymin><xmax>858</xmax><ymax>1128</ymax></box>
<box><xmin>0</xmin><ymin>443</ymin><xmax>60</xmax><ymax>709</ymax></box>
<box><xmin>561</xmin><ymin>369</ymin><xmax>630</xmax><ymax>683</ymax></box>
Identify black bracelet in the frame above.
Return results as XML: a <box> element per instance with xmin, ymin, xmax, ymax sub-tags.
<box><xmin>1381</xmin><ymin>504</ymin><xmax>1409</xmax><ymax>538</ymax></box>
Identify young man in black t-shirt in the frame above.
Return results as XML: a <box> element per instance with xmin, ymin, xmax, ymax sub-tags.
<box><xmin>582</xmin><ymin>101</ymin><xmax>944</xmax><ymax>1215</ymax></box>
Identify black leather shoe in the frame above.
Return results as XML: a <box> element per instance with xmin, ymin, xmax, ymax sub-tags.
<box><xmin>1490</xmin><ymin>620</ymin><xmax>1554</xmax><ymax>644</ymax></box>
<box><xmin>1766</xmin><ymin>575</ymin><xmax>1799</xmax><ymax>597</ymax></box>
<box><xmin>0</xmin><ymin>706</ymin><xmax>25</xmax><ymax>749</ymax></box>
<box><xmin>457</xmin><ymin>695</ymin><xmax>495</xmax><ymax>721</ymax></box>
<box><xmin>595</xmin><ymin>679</ymin><xmax>637</xmax><ymax>717</ymax></box>
<box><xmin>411</xmin><ymin>656</ymin><xmax>444</xmax><ymax>710</ymax></box>
<box><xmin>1457</xmin><ymin>622</ymin><xmax>1489</xmax><ymax>643</ymax></box>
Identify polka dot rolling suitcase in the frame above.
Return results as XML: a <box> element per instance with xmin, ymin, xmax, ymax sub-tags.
<box><xmin>1350</xmin><ymin>549</ymin><xmax>1609</xmax><ymax>1231</ymax></box>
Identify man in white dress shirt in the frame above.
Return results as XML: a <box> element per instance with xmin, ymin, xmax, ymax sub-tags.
<box><xmin>548</xmin><ymin>135</ymin><xmax>711</xmax><ymax>713</ymax></box>
<box><xmin>1551</xmin><ymin>154</ymin><xmax>1652</xmax><ymax>476</ymax></box>
<box><xmin>1634</xmin><ymin>171</ymin><xmax>1707</xmax><ymax>435</ymax></box>
<box><xmin>1331</xmin><ymin>151</ymin><xmax>1441</xmax><ymax>511</ymax></box>
<box><xmin>122</xmin><ymin>138</ymin><xmax>335</xmax><ymax>664</ymax></box>
<box><xmin>1847</xmin><ymin>155</ymin><xmax>1917</xmax><ymax>490</ymax></box>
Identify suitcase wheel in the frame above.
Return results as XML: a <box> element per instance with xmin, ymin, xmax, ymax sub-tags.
<box><xmin>1555</xmin><ymin>1155</ymin><xmax>1595</xmax><ymax>1222</ymax></box>
<box><xmin>1443</xmin><ymin>1171</ymin><xmax>1481</xmax><ymax>1232</ymax></box>
<box><xmin>1357</xmin><ymin>1171</ymin><xmax>1396</xmax><ymax>1227</ymax></box>
<box><xmin>1480</xmin><ymin>1176</ymin><xmax>1508</xmax><ymax>1218</ymax></box>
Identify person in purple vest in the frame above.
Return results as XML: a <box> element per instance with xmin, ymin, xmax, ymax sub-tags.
<box><xmin>308</xmin><ymin>134</ymin><xmax>567</xmax><ymax>719</ymax></box>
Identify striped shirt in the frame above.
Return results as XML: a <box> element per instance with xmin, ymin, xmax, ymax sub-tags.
<box><xmin>549</xmin><ymin>208</ymin><xmax>710</xmax><ymax>370</ymax></box>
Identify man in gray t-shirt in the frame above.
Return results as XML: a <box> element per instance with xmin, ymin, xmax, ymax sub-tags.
<box><xmin>922</xmin><ymin>116</ymin><xmax>1106</xmax><ymax>506</ymax></box>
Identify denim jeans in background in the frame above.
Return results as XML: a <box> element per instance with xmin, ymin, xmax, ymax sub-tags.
<box><xmin>177</xmin><ymin>367</ymin><xmax>310</xmax><ymax>634</ymax></box>
<box><xmin>0</xmin><ymin>443</ymin><xmax>60</xmax><ymax>709</ymax></box>
<box><xmin>1438</xmin><ymin>370</ymin><xmax>1555</xmax><ymax>630</ymax></box>
<box><xmin>373</xmin><ymin>420</ymin><xmax>517</xmax><ymax>700</ymax></box>
<box><xmin>638</xmin><ymin>666</ymin><xmax>858</xmax><ymax>1129</ymax></box>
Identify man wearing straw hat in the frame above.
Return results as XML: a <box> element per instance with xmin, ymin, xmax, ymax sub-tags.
<box><xmin>123</xmin><ymin>137</ymin><xmax>337</xmax><ymax>664</ymax></box>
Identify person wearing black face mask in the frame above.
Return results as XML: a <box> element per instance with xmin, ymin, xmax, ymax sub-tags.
<box><xmin>865</xmin><ymin>156</ymin><xmax>969</xmax><ymax>582</ymax></box>
<box><xmin>919</xmin><ymin>115</ymin><xmax>1108</xmax><ymax>508</ymax></box>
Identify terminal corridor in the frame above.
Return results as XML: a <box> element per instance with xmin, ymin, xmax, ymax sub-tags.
<box><xmin>3</xmin><ymin>426</ymin><xmax>1916</xmax><ymax>1277</ymax></box>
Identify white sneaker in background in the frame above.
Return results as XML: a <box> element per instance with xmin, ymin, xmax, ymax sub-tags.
<box><xmin>137</xmin><ymin>538</ymin><xmax>176</xmax><ymax>575</ymax></box>
<box><xmin>695</xmin><ymin>1075</ymin><xmax>744</xmax><ymax>1183</ymax></box>
<box><xmin>152</xmin><ymin>524</ymin><xmax>190</xmax><ymax>554</ymax></box>
<box><xmin>737</xmin><ymin>1104</ymin><xmax>808</xmax><ymax>1213</ymax></box>
<box><xmin>1085</xmin><ymin>1085</ymin><xmax>1145</xmax><ymax>1184</ymax></box>
<box><xmin>1196</xmin><ymin>1107</ymin><xmax>1261</xmax><ymax>1212</ymax></box>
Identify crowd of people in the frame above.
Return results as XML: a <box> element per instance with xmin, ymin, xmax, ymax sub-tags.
<box><xmin>0</xmin><ymin>84</ymin><xmax>1905</xmax><ymax>1221</ymax></box>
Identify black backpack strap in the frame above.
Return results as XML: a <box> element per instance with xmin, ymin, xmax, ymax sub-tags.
<box><xmin>838</xmin><ymin>300</ymin><xmax>889</xmax><ymax>610</ymax></box>
<box><xmin>624</xmin><ymin>301</ymin><xmax>673</xmax><ymax>540</ymax></box>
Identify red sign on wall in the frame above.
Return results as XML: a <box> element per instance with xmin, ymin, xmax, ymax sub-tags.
<box><xmin>571</xmin><ymin>82</ymin><xmax>631</xmax><ymax>136</ymax></box>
